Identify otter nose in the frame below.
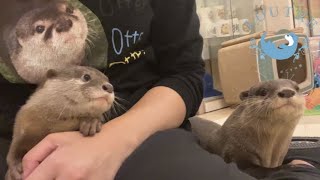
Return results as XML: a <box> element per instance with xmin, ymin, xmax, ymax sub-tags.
<box><xmin>56</xmin><ymin>18</ymin><xmax>73</xmax><ymax>33</ymax></box>
<box><xmin>102</xmin><ymin>83</ymin><xmax>114</xmax><ymax>93</ymax></box>
<box><xmin>278</xmin><ymin>89</ymin><xmax>295</xmax><ymax>98</ymax></box>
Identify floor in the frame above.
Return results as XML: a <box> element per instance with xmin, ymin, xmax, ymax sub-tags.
<box><xmin>197</xmin><ymin>108</ymin><xmax>320</xmax><ymax>137</ymax></box>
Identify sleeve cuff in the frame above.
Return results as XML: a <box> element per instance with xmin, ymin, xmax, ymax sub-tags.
<box><xmin>153</xmin><ymin>75</ymin><xmax>203</xmax><ymax>119</ymax></box>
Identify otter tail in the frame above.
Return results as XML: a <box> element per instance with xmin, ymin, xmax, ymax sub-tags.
<box><xmin>189</xmin><ymin>117</ymin><xmax>221</xmax><ymax>149</ymax></box>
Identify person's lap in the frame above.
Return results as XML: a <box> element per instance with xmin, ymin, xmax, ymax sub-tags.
<box><xmin>115</xmin><ymin>129</ymin><xmax>255</xmax><ymax>180</ymax></box>
<box><xmin>115</xmin><ymin>129</ymin><xmax>320</xmax><ymax>180</ymax></box>
<box><xmin>1</xmin><ymin>129</ymin><xmax>320</xmax><ymax>180</ymax></box>
<box><xmin>0</xmin><ymin>129</ymin><xmax>253</xmax><ymax>180</ymax></box>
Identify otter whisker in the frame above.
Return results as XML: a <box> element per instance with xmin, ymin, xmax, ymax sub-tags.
<box><xmin>88</xmin><ymin>29</ymin><xmax>99</xmax><ymax>36</ymax></box>
<box><xmin>247</xmin><ymin>102</ymin><xmax>268</xmax><ymax>137</ymax></box>
<box><xmin>109</xmin><ymin>100</ymin><xmax>127</xmax><ymax>118</ymax></box>
<box><xmin>85</xmin><ymin>40</ymin><xmax>94</xmax><ymax>50</ymax></box>
<box><xmin>114</xmin><ymin>96</ymin><xmax>129</xmax><ymax>104</ymax></box>
<box><xmin>85</xmin><ymin>41</ymin><xmax>94</xmax><ymax>54</ymax></box>
<box><xmin>290</xmin><ymin>74</ymin><xmax>295</xmax><ymax>80</ymax></box>
<box><xmin>87</xmin><ymin>32</ymin><xmax>99</xmax><ymax>41</ymax></box>
<box><xmin>86</xmin><ymin>36</ymin><xmax>98</xmax><ymax>44</ymax></box>
<box><xmin>85</xmin><ymin>40</ymin><xmax>95</xmax><ymax>57</ymax></box>
<box><xmin>88</xmin><ymin>29</ymin><xmax>100</xmax><ymax>38</ymax></box>
<box><xmin>86</xmin><ymin>38</ymin><xmax>95</xmax><ymax>48</ymax></box>
<box><xmin>237</xmin><ymin>102</ymin><xmax>267</xmax><ymax>130</ymax></box>
<box><xmin>56</xmin><ymin>89</ymin><xmax>82</xmax><ymax>121</ymax></box>
<box><xmin>85</xmin><ymin>44</ymin><xmax>93</xmax><ymax>57</ymax></box>
<box><xmin>85</xmin><ymin>42</ymin><xmax>92</xmax><ymax>52</ymax></box>
<box><xmin>113</xmin><ymin>99</ymin><xmax>127</xmax><ymax>112</ymax></box>
<box><xmin>103</xmin><ymin>94</ymin><xmax>129</xmax><ymax>119</ymax></box>
<box><xmin>255</xmin><ymin>103</ymin><xmax>269</xmax><ymax>138</ymax></box>
<box><xmin>238</xmin><ymin>105</ymin><xmax>261</xmax><ymax>129</ymax></box>
<box><xmin>87</xmin><ymin>18</ymin><xmax>99</xmax><ymax>23</ymax></box>
<box><xmin>103</xmin><ymin>110</ymin><xmax>112</xmax><ymax>122</ymax></box>
<box><xmin>238</xmin><ymin>98</ymin><xmax>268</xmax><ymax>127</ymax></box>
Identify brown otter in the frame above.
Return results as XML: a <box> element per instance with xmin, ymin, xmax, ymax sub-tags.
<box><xmin>190</xmin><ymin>79</ymin><xmax>305</xmax><ymax>177</ymax></box>
<box><xmin>3</xmin><ymin>0</ymin><xmax>88</xmax><ymax>84</ymax></box>
<box><xmin>5</xmin><ymin>66</ymin><xmax>114</xmax><ymax>180</ymax></box>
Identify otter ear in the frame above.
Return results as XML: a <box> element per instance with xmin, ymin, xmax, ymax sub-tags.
<box><xmin>239</xmin><ymin>90</ymin><xmax>250</xmax><ymax>101</ymax></box>
<box><xmin>46</xmin><ymin>69</ymin><xmax>57</xmax><ymax>79</ymax></box>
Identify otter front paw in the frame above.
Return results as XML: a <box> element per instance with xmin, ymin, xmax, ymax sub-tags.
<box><xmin>79</xmin><ymin>118</ymin><xmax>102</xmax><ymax>136</ymax></box>
<box><xmin>6</xmin><ymin>162</ymin><xmax>23</xmax><ymax>180</ymax></box>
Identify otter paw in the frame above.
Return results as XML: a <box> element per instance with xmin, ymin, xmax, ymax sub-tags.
<box><xmin>79</xmin><ymin>118</ymin><xmax>102</xmax><ymax>136</ymax></box>
<box><xmin>7</xmin><ymin>163</ymin><xmax>23</xmax><ymax>180</ymax></box>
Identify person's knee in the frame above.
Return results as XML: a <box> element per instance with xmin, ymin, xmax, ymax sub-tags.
<box><xmin>147</xmin><ymin>128</ymin><xmax>198</xmax><ymax>146</ymax></box>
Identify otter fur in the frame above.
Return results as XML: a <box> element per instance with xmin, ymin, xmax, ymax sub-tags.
<box><xmin>191</xmin><ymin>79</ymin><xmax>305</xmax><ymax>177</ymax></box>
<box><xmin>5</xmin><ymin>66</ymin><xmax>114</xmax><ymax>180</ymax></box>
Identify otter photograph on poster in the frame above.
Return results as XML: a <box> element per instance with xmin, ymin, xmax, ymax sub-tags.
<box><xmin>0</xmin><ymin>0</ymin><xmax>108</xmax><ymax>84</ymax></box>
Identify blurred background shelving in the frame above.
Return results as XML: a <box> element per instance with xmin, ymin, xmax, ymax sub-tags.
<box><xmin>196</xmin><ymin>0</ymin><xmax>320</xmax><ymax>114</ymax></box>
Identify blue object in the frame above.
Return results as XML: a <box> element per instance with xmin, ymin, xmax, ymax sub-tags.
<box><xmin>314</xmin><ymin>73</ymin><xmax>320</xmax><ymax>88</ymax></box>
<box><xmin>203</xmin><ymin>73</ymin><xmax>222</xmax><ymax>98</ymax></box>
<box><xmin>260</xmin><ymin>32</ymin><xmax>299</xmax><ymax>60</ymax></box>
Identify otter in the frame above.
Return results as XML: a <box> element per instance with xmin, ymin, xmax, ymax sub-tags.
<box><xmin>5</xmin><ymin>66</ymin><xmax>114</xmax><ymax>180</ymax></box>
<box><xmin>190</xmin><ymin>79</ymin><xmax>305</xmax><ymax>177</ymax></box>
<box><xmin>3</xmin><ymin>0</ymin><xmax>88</xmax><ymax>84</ymax></box>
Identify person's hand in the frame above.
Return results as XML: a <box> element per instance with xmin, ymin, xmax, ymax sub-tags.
<box><xmin>288</xmin><ymin>159</ymin><xmax>315</xmax><ymax>168</ymax></box>
<box><xmin>22</xmin><ymin>122</ymin><xmax>136</xmax><ymax>180</ymax></box>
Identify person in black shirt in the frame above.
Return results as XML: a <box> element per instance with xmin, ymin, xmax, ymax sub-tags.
<box><xmin>0</xmin><ymin>0</ymin><xmax>320</xmax><ymax>179</ymax></box>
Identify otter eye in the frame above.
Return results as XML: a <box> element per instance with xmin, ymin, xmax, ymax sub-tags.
<box><xmin>35</xmin><ymin>25</ymin><xmax>45</xmax><ymax>33</ymax></box>
<box><xmin>82</xmin><ymin>74</ymin><xmax>91</xmax><ymax>82</ymax></box>
<box><xmin>258</xmin><ymin>88</ymin><xmax>268</xmax><ymax>96</ymax></box>
<box><xmin>294</xmin><ymin>85</ymin><xmax>300</xmax><ymax>92</ymax></box>
<box><xmin>66</xmin><ymin>6</ymin><xmax>74</xmax><ymax>14</ymax></box>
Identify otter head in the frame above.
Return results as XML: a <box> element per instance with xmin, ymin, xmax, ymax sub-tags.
<box><xmin>239</xmin><ymin>79</ymin><xmax>305</xmax><ymax>122</ymax></box>
<box><xmin>10</xmin><ymin>0</ymin><xmax>88</xmax><ymax>84</ymax></box>
<box><xmin>43</xmin><ymin>66</ymin><xmax>114</xmax><ymax>116</ymax></box>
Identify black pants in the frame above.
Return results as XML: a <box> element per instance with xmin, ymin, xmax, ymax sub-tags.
<box><xmin>1</xmin><ymin>129</ymin><xmax>320</xmax><ymax>180</ymax></box>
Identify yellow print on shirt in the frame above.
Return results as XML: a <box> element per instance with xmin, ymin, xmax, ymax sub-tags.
<box><xmin>109</xmin><ymin>50</ymin><xmax>146</xmax><ymax>67</ymax></box>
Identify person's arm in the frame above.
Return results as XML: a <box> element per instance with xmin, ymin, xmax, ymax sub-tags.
<box><xmin>150</xmin><ymin>0</ymin><xmax>205</xmax><ymax>122</ymax></box>
<box><xmin>108</xmin><ymin>0</ymin><xmax>205</xmax><ymax>144</ymax></box>
<box><xmin>90</xmin><ymin>0</ymin><xmax>206</xmax><ymax>173</ymax></box>
<box><xmin>106</xmin><ymin>87</ymin><xmax>186</xmax><ymax>145</ymax></box>
<box><xmin>96</xmin><ymin>0</ymin><xmax>205</xmax><ymax>157</ymax></box>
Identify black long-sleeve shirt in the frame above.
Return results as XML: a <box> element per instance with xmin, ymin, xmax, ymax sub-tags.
<box><xmin>0</xmin><ymin>0</ymin><xmax>205</xmax><ymax>134</ymax></box>
<box><xmin>80</xmin><ymin>0</ymin><xmax>205</xmax><ymax>123</ymax></box>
